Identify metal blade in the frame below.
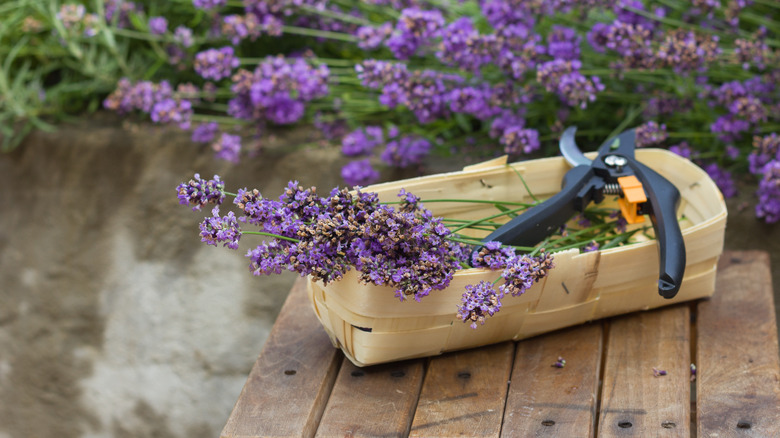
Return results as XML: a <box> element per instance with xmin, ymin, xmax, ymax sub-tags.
<box><xmin>559</xmin><ymin>126</ymin><xmax>591</xmax><ymax>167</ymax></box>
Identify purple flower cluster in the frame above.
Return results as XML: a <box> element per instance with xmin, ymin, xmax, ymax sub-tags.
<box><xmin>176</xmin><ymin>174</ymin><xmax>226</xmax><ymax>211</ymax></box>
<box><xmin>749</xmin><ymin>134</ymin><xmax>780</xmax><ymax>175</ymax></box>
<box><xmin>356</xmin><ymin>23</ymin><xmax>393</xmax><ymax>50</ymax></box>
<box><xmin>756</xmin><ymin>160</ymin><xmax>780</xmax><ymax>223</ymax></box>
<box><xmin>734</xmin><ymin>28</ymin><xmax>769</xmax><ymax>70</ymax></box>
<box><xmin>635</xmin><ymin>121</ymin><xmax>668</xmax><ymax>147</ymax></box>
<box><xmin>229</xmin><ymin>56</ymin><xmax>329</xmax><ymax>125</ymax></box>
<box><xmin>104</xmin><ymin>79</ymin><xmax>193</xmax><ymax>129</ymax></box>
<box><xmin>192</xmin><ymin>122</ymin><xmax>219</xmax><ymax>143</ymax></box>
<box><xmin>358</xmin><ymin>60</ymin><xmax>462</xmax><ymax>123</ymax></box>
<box><xmin>235</xmin><ymin>182</ymin><xmax>466</xmax><ymax>301</ymax></box>
<box><xmin>105</xmin><ymin>0</ymin><xmax>142</xmax><ymax>29</ymax></box>
<box><xmin>150</xmin><ymin>98</ymin><xmax>193</xmax><ymax>130</ymax></box>
<box><xmin>386</xmin><ymin>8</ymin><xmax>444</xmax><ymax>59</ymax></box>
<box><xmin>458</xmin><ymin>244</ymin><xmax>554</xmax><ymax>328</ymax></box>
<box><xmin>341</xmin><ymin>159</ymin><xmax>380</xmax><ymax>187</ymax></box>
<box><xmin>341</xmin><ymin>126</ymin><xmax>384</xmax><ymax>157</ymax></box>
<box><xmin>536</xmin><ymin>60</ymin><xmax>605</xmax><ymax>109</ymax></box>
<box><xmin>456</xmin><ymin>282</ymin><xmax>503</xmax><ymax>329</ymax></box>
<box><xmin>381</xmin><ymin>135</ymin><xmax>431</xmax><ymax>168</ymax></box>
<box><xmin>702</xmin><ymin>162</ymin><xmax>738</xmax><ymax>198</ymax></box>
<box><xmin>213</xmin><ymin>133</ymin><xmax>242</xmax><ymax>163</ymax></box>
<box><xmin>194</xmin><ymin>47</ymin><xmax>240</xmax><ymax>81</ymax></box>
<box><xmin>200</xmin><ymin>207</ymin><xmax>241</xmax><ymax>249</ymax></box>
<box><xmin>148</xmin><ymin>17</ymin><xmax>168</xmax><ymax>35</ymax></box>
<box><xmin>193</xmin><ymin>0</ymin><xmax>227</xmax><ymax>10</ymax></box>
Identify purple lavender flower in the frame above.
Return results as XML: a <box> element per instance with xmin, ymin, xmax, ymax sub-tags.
<box><xmin>471</xmin><ymin>241</ymin><xmax>515</xmax><ymax>270</ymax></box>
<box><xmin>398</xmin><ymin>188</ymin><xmax>422</xmax><ymax>213</ymax></box>
<box><xmin>104</xmin><ymin>0</ymin><xmax>142</xmax><ymax>29</ymax></box>
<box><xmin>200</xmin><ymin>207</ymin><xmax>242</xmax><ymax>249</ymax></box>
<box><xmin>635</xmin><ymin>121</ymin><xmax>668</xmax><ymax>147</ymax></box>
<box><xmin>381</xmin><ymin>136</ymin><xmax>431</xmax><ymax>168</ymax></box>
<box><xmin>386</xmin><ymin>8</ymin><xmax>444</xmax><ymax>59</ymax></box>
<box><xmin>438</xmin><ymin>17</ymin><xmax>495</xmax><ymax>73</ymax></box>
<box><xmin>228</xmin><ymin>56</ymin><xmax>329</xmax><ymax>126</ymax></box>
<box><xmin>702</xmin><ymin>162</ymin><xmax>737</xmax><ymax>198</ymax></box>
<box><xmin>537</xmin><ymin>60</ymin><xmax>604</xmax><ymax>109</ymax></box>
<box><xmin>341</xmin><ymin>126</ymin><xmax>383</xmax><ymax>156</ymax></box>
<box><xmin>583</xmin><ymin>241</ymin><xmax>600</xmax><ymax>252</ymax></box>
<box><xmin>213</xmin><ymin>133</ymin><xmax>242</xmax><ymax>163</ymax></box>
<box><xmin>734</xmin><ymin>28</ymin><xmax>769</xmax><ymax>70</ymax></box>
<box><xmin>749</xmin><ymin>134</ymin><xmax>780</xmax><ymax>175</ymax></box>
<box><xmin>194</xmin><ymin>47</ymin><xmax>240</xmax><ymax>81</ymax></box>
<box><xmin>176</xmin><ymin>174</ymin><xmax>226</xmax><ymax>210</ymax></box>
<box><xmin>341</xmin><ymin>159</ymin><xmax>380</xmax><ymax>186</ymax></box>
<box><xmin>193</xmin><ymin>0</ymin><xmax>227</xmax><ymax>10</ymax></box>
<box><xmin>587</xmin><ymin>22</ymin><xmax>611</xmax><ymax>53</ymax></box>
<box><xmin>498</xmin><ymin>251</ymin><xmax>554</xmax><ymax>297</ymax></box>
<box><xmin>57</xmin><ymin>4</ymin><xmax>85</xmax><ymax>30</ymax></box>
<box><xmin>103</xmin><ymin>79</ymin><xmax>174</xmax><ymax>114</ymax></box>
<box><xmin>192</xmin><ymin>122</ymin><xmax>219</xmax><ymax>143</ymax></box>
<box><xmin>655</xmin><ymin>30</ymin><xmax>721</xmax><ymax>74</ymax></box>
<box><xmin>148</xmin><ymin>16</ymin><xmax>168</xmax><ymax>35</ymax></box>
<box><xmin>501</xmin><ymin>127</ymin><xmax>540</xmax><ymax>155</ymax></box>
<box><xmin>728</xmin><ymin>96</ymin><xmax>767</xmax><ymax>125</ymax></box>
<box><xmin>710</xmin><ymin>115</ymin><xmax>750</xmax><ymax>143</ymax></box>
<box><xmin>547</xmin><ymin>26</ymin><xmax>581</xmax><ymax>61</ymax></box>
<box><xmin>173</xmin><ymin>26</ymin><xmax>194</xmax><ymax>48</ymax></box>
<box><xmin>756</xmin><ymin>160</ymin><xmax>780</xmax><ymax>223</ymax></box>
<box><xmin>221</xmin><ymin>14</ymin><xmax>264</xmax><ymax>44</ymax></box>
<box><xmin>356</xmin><ymin>23</ymin><xmax>392</xmax><ymax>50</ymax></box>
<box><xmin>448</xmin><ymin>87</ymin><xmax>499</xmax><ymax>121</ymax></box>
<box><xmin>490</xmin><ymin>110</ymin><xmax>526</xmax><ymax>140</ymax></box>
<box><xmin>264</xmin><ymin>95</ymin><xmax>305</xmax><ymax>124</ymax></box>
<box><xmin>669</xmin><ymin>142</ymin><xmax>696</xmax><ymax>159</ymax></box>
<box><xmin>457</xmin><ymin>281</ymin><xmax>503</xmax><ymax>329</ymax></box>
<box><xmin>150</xmin><ymin>98</ymin><xmax>193</xmax><ymax>129</ymax></box>
<box><xmin>236</xmin><ymin>183</ymin><xmax>465</xmax><ymax>301</ymax></box>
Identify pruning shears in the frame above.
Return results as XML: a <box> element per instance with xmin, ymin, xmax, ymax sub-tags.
<box><xmin>482</xmin><ymin>126</ymin><xmax>685</xmax><ymax>299</ymax></box>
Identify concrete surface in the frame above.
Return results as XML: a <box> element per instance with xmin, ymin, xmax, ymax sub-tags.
<box><xmin>0</xmin><ymin>115</ymin><xmax>778</xmax><ymax>437</ymax></box>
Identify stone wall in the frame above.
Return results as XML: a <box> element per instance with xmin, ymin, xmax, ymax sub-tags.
<box><xmin>0</xmin><ymin>116</ymin><xmax>352</xmax><ymax>438</ymax></box>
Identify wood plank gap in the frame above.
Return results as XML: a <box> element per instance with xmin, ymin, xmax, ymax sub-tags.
<box><xmin>593</xmin><ymin>320</ymin><xmax>609</xmax><ymax>436</ymax></box>
<box><xmin>689</xmin><ymin>301</ymin><xmax>698</xmax><ymax>438</ymax></box>
<box><xmin>497</xmin><ymin>342</ymin><xmax>518</xmax><ymax>436</ymax></box>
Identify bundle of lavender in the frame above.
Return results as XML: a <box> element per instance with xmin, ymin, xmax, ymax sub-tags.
<box><xmin>177</xmin><ymin>172</ymin><xmax>644</xmax><ymax>328</ymax></box>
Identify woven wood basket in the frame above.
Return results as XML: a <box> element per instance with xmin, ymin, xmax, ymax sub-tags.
<box><xmin>306</xmin><ymin>149</ymin><xmax>727</xmax><ymax>367</ymax></box>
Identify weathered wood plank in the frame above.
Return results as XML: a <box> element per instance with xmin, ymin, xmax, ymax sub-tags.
<box><xmin>221</xmin><ymin>278</ymin><xmax>341</xmax><ymax>438</ymax></box>
<box><xmin>409</xmin><ymin>341</ymin><xmax>515</xmax><ymax>437</ymax></box>
<box><xmin>598</xmin><ymin>305</ymin><xmax>691</xmax><ymax>437</ymax></box>
<box><xmin>501</xmin><ymin>323</ymin><xmax>602</xmax><ymax>437</ymax></box>
<box><xmin>315</xmin><ymin>357</ymin><xmax>424</xmax><ymax>437</ymax></box>
<box><xmin>697</xmin><ymin>251</ymin><xmax>780</xmax><ymax>435</ymax></box>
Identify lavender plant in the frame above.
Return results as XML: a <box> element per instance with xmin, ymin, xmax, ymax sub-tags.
<box><xmin>177</xmin><ymin>173</ymin><xmax>643</xmax><ymax>328</ymax></box>
<box><xmin>5</xmin><ymin>1</ymin><xmax>780</xmax><ymax>224</ymax></box>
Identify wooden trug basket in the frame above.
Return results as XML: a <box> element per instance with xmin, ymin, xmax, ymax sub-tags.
<box><xmin>306</xmin><ymin>149</ymin><xmax>728</xmax><ymax>367</ymax></box>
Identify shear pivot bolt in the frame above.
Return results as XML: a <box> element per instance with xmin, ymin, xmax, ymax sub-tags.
<box><xmin>604</xmin><ymin>154</ymin><xmax>628</xmax><ymax>168</ymax></box>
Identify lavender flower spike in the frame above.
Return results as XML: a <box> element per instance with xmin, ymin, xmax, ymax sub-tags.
<box><xmin>457</xmin><ymin>281</ymin><xmax>503</xmax><ymax>329</ymax></box>
<box><xmin>176</xmin><ymin>174</ymin><xmax>226</xmax><ymax>211</ymax></box>
<box><xmin>200</xmin><ymin>207</ymin><xmax>242</xmax><ymax>249</ymax></box>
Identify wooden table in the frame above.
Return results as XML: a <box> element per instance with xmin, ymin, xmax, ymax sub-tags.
<box><xmin>221</xmin><ymin>251</ymin><xmax>780</xmax><ymax>437</ymax></box>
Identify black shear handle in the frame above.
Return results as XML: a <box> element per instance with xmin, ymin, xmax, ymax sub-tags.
<box><xmin>481</xmin><ymin>165</ymin><xmax>595</xmax><ymax>247</ymax></box>
<box><xmin>629</xmin><ymin>160</ymin><xmax>686</xmax><ymax>299</ymax></box>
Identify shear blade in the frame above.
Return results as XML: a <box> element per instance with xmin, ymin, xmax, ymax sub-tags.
<box><xmin>559</xmin><ymin>126</ymin><xmax>592</xmax><ymax>167</ymax></box>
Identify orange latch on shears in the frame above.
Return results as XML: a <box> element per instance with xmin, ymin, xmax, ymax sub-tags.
<box><xmin>617</xmin><ymin>175</ymin><xmax>647</xmax><ymax>224</ymax></box>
